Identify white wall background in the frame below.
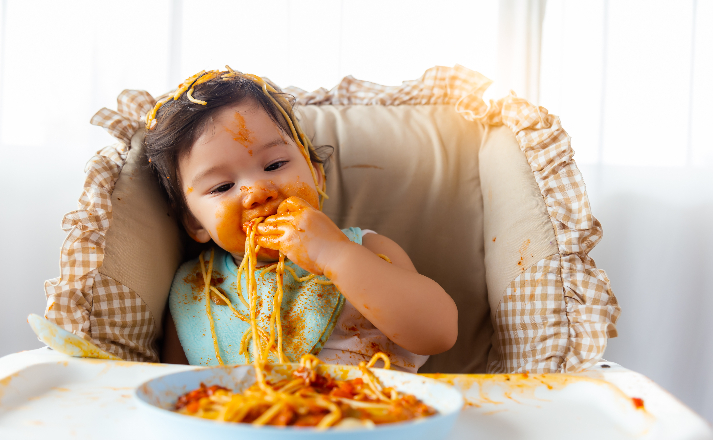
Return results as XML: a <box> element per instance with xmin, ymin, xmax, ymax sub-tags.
<box><xmin>540</xmin><ymin>0</ymin><xmax>713</xmax><ymax>422</ymax></box>
<box><xmin>1</xmin><ymin>0</ymin><xmax>712</xmax><ymax>424</ymax></box>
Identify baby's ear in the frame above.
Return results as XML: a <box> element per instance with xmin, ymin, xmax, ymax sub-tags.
<box><xmin>312</xmin><ymin>160</ymin><xmax>325</xmax><ymax>188</ymax></box>
<box><xmin>182</xmin><ymin>212</ymin><xmax>211</xmax><ymax>243</ymax></box>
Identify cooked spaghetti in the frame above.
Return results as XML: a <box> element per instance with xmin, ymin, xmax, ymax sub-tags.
<box><xmin>174</xmin><ymin>352</ymin><xmax>437</xmax><ymax>428</ymax></box>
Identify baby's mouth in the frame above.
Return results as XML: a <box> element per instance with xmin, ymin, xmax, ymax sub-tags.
<box><xmin>241</xmin><ymin>210</ymin><xmax>279</xmax><ymax>234</ymax></box>
<box><xmin>241</xmin><ymin>197</ymin><xmax>283</xmax><ymax>233</ymax></box>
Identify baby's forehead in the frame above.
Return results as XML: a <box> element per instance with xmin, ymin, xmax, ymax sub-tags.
<box><xmin>206</xmin><ymin>101</ymin><xmax>278</xmax><ymax>133</ymax></box>
<box><xmin>192</xmin><ymin>102</ymin><xmax>262</xmax><ymax>141</ymax></box>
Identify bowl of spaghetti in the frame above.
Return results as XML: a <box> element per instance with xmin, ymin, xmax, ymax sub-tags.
<box><xmin>135</xmin><ymin>354</ymin><xmax>463</xmax><ymax>439</ymax></box>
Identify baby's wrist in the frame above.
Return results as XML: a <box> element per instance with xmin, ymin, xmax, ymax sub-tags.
<box><xmin>319</xmin><ymin>240</ymin><xmax>360</xmax><ymax>280</ymax></box>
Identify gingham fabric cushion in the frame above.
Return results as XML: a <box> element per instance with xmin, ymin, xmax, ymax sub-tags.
<box><xmin>44</xmin><ymin>91</ymin><xmax>159</xmax><ymax>362</ymax></box>
<box><xmin>481</xmin><ymin>94</ymin><xmax>620</xmax><ymax>373</ymax></box>
<box><xmin>45</xmin><ymin>66</ymin><xmax>619</xmax><ymax>369</ymax></box>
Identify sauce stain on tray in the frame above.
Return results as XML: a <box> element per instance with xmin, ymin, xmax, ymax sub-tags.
<box><xmin>425</xmin><ymin>373</ymin><xmax>648</xmax><ymax>413</ymax></box>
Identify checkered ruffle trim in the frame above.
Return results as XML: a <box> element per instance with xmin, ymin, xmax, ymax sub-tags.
<box><xmin>44</xmin><ymin>90</ymin><xmax>160</xmax><ymax>362</ymax></box>
<box><xmin>481</xmin><ymin>93</ymin><xmax>620</xmax><ymax>373</ymax></box>
<box><xmin>286</xmin><ymin>64</ymin><xmax>492</xmax><ymax>111</ymax></box>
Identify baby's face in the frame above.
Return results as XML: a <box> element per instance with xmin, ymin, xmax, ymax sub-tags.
<box><xmin>178</xmin><ymin>100</ymin><xmax>321</xmax><ymax>261</ymax></box>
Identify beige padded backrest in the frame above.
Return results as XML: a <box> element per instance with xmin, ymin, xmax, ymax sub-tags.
<box><xmin>297</xmin><ymin>105</ymin><xmax>491</xmax><ymax>374</ymax></box>
<box><xmin>479</xmin><ymin>125</ymin><xmax>557</xmax><ymax>318</ymax></box>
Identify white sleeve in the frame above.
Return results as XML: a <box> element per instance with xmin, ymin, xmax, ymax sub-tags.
<box><xmin>360</xmin><ymin>229</ymin><xmax>377</xmax><ymax>238</ymax></box>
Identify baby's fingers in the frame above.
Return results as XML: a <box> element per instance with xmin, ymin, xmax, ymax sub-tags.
<box><xmin>256</xmin><ymin>235</ymin><xmax>281</xmax><ymax>250</ymax></box>
<box><xmin>256</xmin><ymin>222</ymin><xmax>287</xmax><ymax>236</ymax></box>
<box><xmin>261</xmin><ymin>214</ymin><xmax>295</xmax><ymax>225</ymax></box>
<box><xmin>277</xmin><ymin>196</ymin><xmax>312</xmax><ymax>214</ymax></box>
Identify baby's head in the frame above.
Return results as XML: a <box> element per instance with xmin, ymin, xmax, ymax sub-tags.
<box><xmin>145</xmin><ymin>69</ymin><xmax>328</xmax><ymax>258</ymax></box>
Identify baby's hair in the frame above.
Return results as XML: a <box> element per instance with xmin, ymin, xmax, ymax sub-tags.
<box><xmin>144</xmin><ymin>70</ymin><xmax>331</xmax><ymax>222</ymax></box>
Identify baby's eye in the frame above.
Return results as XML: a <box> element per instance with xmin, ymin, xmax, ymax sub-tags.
<box><xmin>210</xmin><ymin>183</ymin><xmax>234</xmax><ymax>195</ymax></box>
<box><xmin>265</xmin><ymin>161</ymin><xmax>288</xmax><ymax>172</ymax></box>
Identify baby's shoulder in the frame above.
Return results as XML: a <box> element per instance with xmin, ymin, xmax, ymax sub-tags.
<box><xmin>341</xmin><ymin>227</ymin><xmax>365</xmax><ymax>245</ymax></box>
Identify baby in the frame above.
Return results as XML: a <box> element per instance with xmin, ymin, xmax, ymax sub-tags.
<box><xmin>146</xmin><ymin>68</ymin><xmax>457</xmax><ymax>372</ymax></box>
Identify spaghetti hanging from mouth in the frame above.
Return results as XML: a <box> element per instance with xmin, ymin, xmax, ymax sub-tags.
<box><xmin>200</xmin><ymin>217</ymin><xmax>334</xmax><ymax>367</ymax></box>
<box><xmin>199</xmin><ymin>220</ymin><xmax>393</xmax><ymax>367</ymax></box>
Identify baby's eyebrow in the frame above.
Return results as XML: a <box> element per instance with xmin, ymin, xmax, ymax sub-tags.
<box><xmin>190</xmin><ymin>165</ymin><xmax>223</xmax><ymax>188</ymax></box>
<box><xmin>257</xmin><ymin>138</ymin><xmax>289</xmax><ymax>153</ymax></box>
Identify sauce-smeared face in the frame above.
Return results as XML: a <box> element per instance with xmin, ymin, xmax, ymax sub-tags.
<box><xmin>178</xmin><ymin>100</ymin><xmax>321</xmax><ymax>262</ymax></box>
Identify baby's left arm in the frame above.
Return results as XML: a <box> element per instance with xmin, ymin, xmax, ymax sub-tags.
<box><xmin>257</xmin><ymin>197</ymin><xmax>458</xmax><ymax>356</ymax></box>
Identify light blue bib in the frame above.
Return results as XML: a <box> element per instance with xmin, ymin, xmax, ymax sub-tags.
<box><xmin>169</xmin><ymin>227</ymin><xmax>362</xmax><ymax>366</ymax></box>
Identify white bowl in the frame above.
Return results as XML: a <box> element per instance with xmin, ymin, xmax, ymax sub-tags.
<box><xmin>135</xmin><ymin>363</ymin><xmax>463</xmax><ymax>440</ymax></box>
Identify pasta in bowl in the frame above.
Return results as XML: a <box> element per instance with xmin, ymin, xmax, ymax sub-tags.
<box><xmin>134</xmin><ymin>354</ymin><xmax>463</xmax><ymax>439</ymax></box>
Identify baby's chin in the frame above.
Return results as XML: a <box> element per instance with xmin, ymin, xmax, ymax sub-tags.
<box><xmin>257</xmin><ymin>248</ymin><xmax>280</xmax><ymax>261</ymax></box>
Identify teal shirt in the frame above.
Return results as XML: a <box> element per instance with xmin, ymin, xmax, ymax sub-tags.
<box><xmin>169</xmin><ymin>227</ymin><xmax>363</xmax><ymax>366</ymax></box>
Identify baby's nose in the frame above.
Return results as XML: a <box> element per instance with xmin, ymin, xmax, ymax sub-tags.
<box><xmin>242</xmin><ymin>184</ymin><xmax>278</xmax><ymax>209</ymax></box>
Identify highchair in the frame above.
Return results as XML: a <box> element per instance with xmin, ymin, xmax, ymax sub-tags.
<box><xmin>36</xmin><ymin>64</ymin><xmax>620</xmax><ymax>375</ymax></box>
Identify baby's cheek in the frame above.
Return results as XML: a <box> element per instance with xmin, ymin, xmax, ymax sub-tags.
<box><xmin>215</xmin><ymin>202</ymin><xmax>246</xmax><ymax>253</ymax></box>
<box><xmin>280</xmin><ymin>181</ymin><xmax>320</xmax><ymax>209</ymax></box>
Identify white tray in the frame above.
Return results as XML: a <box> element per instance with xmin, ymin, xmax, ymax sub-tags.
<box><xmin>1</xmin><ymin>348</ymin><xmax>711</xmax><ymax>440</ymax></box>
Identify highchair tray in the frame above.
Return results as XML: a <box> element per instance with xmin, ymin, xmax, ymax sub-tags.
<box><xmin>0</xmin><ymin>348</ymin><xmax>710</xmax><ymax>440</ymax></box>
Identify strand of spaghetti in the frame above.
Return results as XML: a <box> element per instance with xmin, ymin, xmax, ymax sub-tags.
<box><xmin>186</xmin><ymin>87</ymin><xmax>206</xmax><ymax>105</ymax></box>
<box><xmin>209</xmin><ymin>285</ymin><xmax>275</xmax><ymax>353</ymax></box>
<box><xmin>275</xmin><ymin>253</ymin><xmax>286</xmax><ymax>363</ymax></box>
<box><xmin>200</xmin><ymin>249</ymin><xmax>224</xmax><ymax>366</ymax></box>
<box><xmin>256</xmin><ymin>261</ymin><xmax>281</xmax><ymax>361</ymax></box>
<box><xmin>234</xmin><ymin>248</ymin><xmax>250</xmax><ymax>309</ymax></box>
<box><xmin>224</xmin><ymin>399</ymin><xmax>255</xmax><ymax>423</ymax></box>
<box><xmin>366</xmin><ymin>352</ymin><xmax>391</xmax><ymax>369</ymax></box>
<box><xmin>358</xmin><ymin>361</ymin><xmax>390</xmax><ymax>402</ymax></box>
<box><xmin>173</xmin><ymin>70</ymin><xmax>205</xmax><ymax>100</ymax></box>
<box><xmin>145</xmin><ymin>96</ymin><xmax>171</xmax><ymax>129</ymax></box>
<box><xmin>315</xmin><ymin>398</ymin><xmax>342</xmax><ymax>429</ymax></box>
<box><xmin>239</xmin><ymin>328</ymin><xmax>252</xmax><ymax>357</ymax></box>
<box><xmin>261</xmin><ymin>279</ymin><xmax>278</xmax><ymax>361</ymax></box>
<box><xmin>377</xmin><ymin>253</ymin><xmax>392</xmax><ymax>264</ymax></box>
<box><xmin>276</xmin><ymin>378</ymin><xmax>304</xmax><ymax>394</ymax></box>
<box><xmin>252</xmin><ymin>401</ymin><xmax>286</xmax><ymax>426</ymax></box>
<box><xmin>318</xmin><ymin>162</ymin><xmax>327</xmax><ymax>210</ymax></box>
<box><xmin>238</xmin><ymin>319</ymin><xmax>275</xmax><ymax>362</ymax></box>
<box><xmin>258</xmin><ymin>264</ymin><xmax>278</xmax><ymax>280</ymax></box>
<box><xmin>209</xmin><ymin>286</ymin><xmax>249</xmax><ymax>322</ymax></box>
<box><xmin>300</xmin><ymin>353</ymin><xmax>322</xmax><ymax>370</ymax></box>
<box><xmin>284</xmin><ymin>265</ymin><xmax>317</xmax><ymax>283</ymax></box>
<box><xmin>247</xmin><ymin>219</ymin><xmax>268</xmax><ymax>388</ymax></box>
<box><xmin>283</xmin><ymin>265</ymin><xmax>334</xmax><ymax>285</ymax></box>
<box><xmin>333</xmin><ymin>398</ymin><xmax>392</xmax><ymax>409</ymax></box>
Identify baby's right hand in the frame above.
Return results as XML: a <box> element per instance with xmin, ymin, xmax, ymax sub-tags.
<box><xmin>255</xmin><ymin>197</ymin><xmax>351</xmax><ymax>275</ymax></box>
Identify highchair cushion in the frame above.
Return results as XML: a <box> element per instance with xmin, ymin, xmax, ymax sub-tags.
<box><xmin>44</xmin><ymin>65</ymin><xmax>619</xmax><ymax>372</ymax></box>
<box><xmin>44</xmin><ymin>92</ymin><xmax>183</xmax><ymax>362</ymax></box>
